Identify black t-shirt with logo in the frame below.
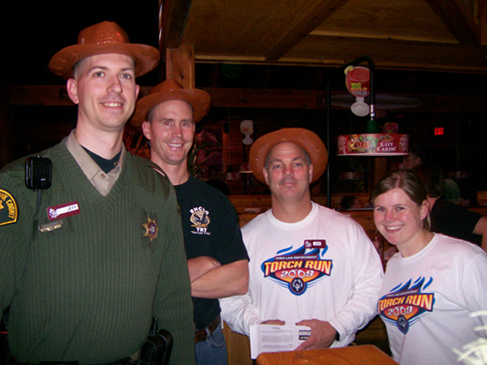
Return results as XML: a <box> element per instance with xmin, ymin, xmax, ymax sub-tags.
<box><xmin>174</xmin><ymin>175</ymin><xmax>248</xmax><ymax>330</ymax></box>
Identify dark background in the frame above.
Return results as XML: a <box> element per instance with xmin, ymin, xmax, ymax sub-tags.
<box><xmin>3</xmin><ymin>1</ymin><xmax>487</xmax><ymax>195</ymax></box>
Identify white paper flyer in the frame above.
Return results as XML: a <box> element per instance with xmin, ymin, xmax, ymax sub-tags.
<box><xmin>249</xmin><ymin>324</ymin><xmax>311</xmax><ymax>359</ymax></box>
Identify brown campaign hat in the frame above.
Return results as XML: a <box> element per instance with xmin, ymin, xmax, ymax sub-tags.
<box><xmin>249</xmin><ymin>128</ymin><xmax>328</xmax><ymax>184</ymax></box>
<box><xmin>130</xmin><ymin>79</ymin><xmax>211</xmax><ymax>126</ymax></box>
<box><xmin>49</xmin><ymin>21</ymin><xmax>160</xmax><ymax>79</ymax></box>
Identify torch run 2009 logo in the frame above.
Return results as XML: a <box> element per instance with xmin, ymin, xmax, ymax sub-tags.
<box><xmin>261</xmin><ymin>241</ymin><xmax>332</xmax><ymax>296</ymax></box>
<box><xmin>378</xmin><ymin>277</ymin><xmax>435</xmax><ymax>334</ymax></box>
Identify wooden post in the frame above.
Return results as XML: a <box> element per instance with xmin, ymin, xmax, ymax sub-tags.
<box><xmin>374</xmin><ymin>157</ymin><xmax>388</xmax><ymax>188</ymax></box>
<box><xmin>480</xmin><ymin>0</ymin><xmax>487</xmax><ymax>45</ymax></box>
<box><xmin>166</xmin><ymin>45</ymin><xmax>195</xmax><ymax>88</ymax></box>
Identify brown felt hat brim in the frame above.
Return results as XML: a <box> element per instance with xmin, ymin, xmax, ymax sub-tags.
<box><xmin>130</xmin><ymin>83</ymin><xmax>211</xmax><ymax>126</ymax></box>
<box><xmin>49</xmin><ymin>43</ymin><xmax>160</xmax><ymax>79</ymax></box>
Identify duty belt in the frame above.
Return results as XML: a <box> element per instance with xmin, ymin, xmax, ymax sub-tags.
<box><xmin>194</xmin><ymin>315</ymin><xmax>221</xmax><ymax>344</ymax></box>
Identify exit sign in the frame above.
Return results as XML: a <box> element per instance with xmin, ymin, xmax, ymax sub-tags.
<box><xmin>434</xmin><ymin>127</ymin><xmax>444</xmax><ymax>136</ymax></box>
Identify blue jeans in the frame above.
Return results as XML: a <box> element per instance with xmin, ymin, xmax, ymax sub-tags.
<box><xmin>195</xmin><ymin>325</ymin><xmax>228</xmax><ymax>365</ymax></box>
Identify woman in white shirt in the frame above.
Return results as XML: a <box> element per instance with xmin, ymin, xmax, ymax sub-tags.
<box><xmin>371</xmin><ymin>170</ymin><xmax>487</xmax><ymax>365</ymax></box>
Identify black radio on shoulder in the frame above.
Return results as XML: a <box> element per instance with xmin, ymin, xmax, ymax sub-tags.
<box><xmin>25</xmin><ymin>156</ymin><xmax>52</xmax><ymax>190</ymax></box>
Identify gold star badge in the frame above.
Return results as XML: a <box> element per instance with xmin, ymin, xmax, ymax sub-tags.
<box><xmin>143</xmin><ymin>218</ymin><xmax>158</xmax><ymax>242</ymax></box>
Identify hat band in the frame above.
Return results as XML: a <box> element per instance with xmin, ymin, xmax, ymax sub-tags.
<box><xmin>81</xmin><ymin>31</ymin><xmax>126</xmax><ymax>45</ymax></box>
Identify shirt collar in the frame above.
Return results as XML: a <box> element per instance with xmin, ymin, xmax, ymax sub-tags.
<box><xmin>65</xmin><ymin>130</ymin><xmax>125</xmax><ymax>195</ymax></box>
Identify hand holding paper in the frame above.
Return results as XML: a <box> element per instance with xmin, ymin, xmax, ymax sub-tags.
<box><xmin>294</xmin><ymin>319</ymin><xmax>337</xmax><ymax>351</ymax></box>
<box><xmin>249</xmin><ymin>324</ymin><xmax>311</xmax><ymax>359</ymax></box>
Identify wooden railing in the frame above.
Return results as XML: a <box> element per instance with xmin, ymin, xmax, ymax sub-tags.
<box><xmin>229</xmin><ymin>192</ymin><xmax>487</xmax><ymax>231</ymax></box>
<box><xmin>228</xmin><ymin>194</ymin><xmax>376</xmax><ymax>236</ymax></box>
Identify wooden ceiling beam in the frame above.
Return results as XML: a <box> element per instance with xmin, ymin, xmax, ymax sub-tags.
<box><xmin>159</xmin><ymin>0</ymin><xmax>193</xmax><ymax>54</ymax></box>
<box><xmin>265</xmin><ymin>0</ymin><xmax>350</xmax><ymax>61</ymax></box>
<box><xmin>282</xmin><ymin>35</ymin><xmax>487</xmax><ymax>73</ymax></box>
<box><xmin>425</xmin><ymin>0</ymin><xmax>480</xmax><ymax>45</ymax></box>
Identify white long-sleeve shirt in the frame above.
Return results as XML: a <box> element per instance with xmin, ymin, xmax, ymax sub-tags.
<box><xmin>220</xmin><ymin>202</ymin><xmax>384</xmax><ymax>347</ymax></box>
<box><xmin>379</xmin><ymin>233</ymin><xmax>487</xmax><ymax>365</ymax></box>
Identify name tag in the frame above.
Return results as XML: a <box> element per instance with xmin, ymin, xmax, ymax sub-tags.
<box><xmin>47</xmin><ymin>202</ymin><xmax>80</xmax><ymax>221</ymax></box>
<box><xmin>304</xmin><ymin>239</ymin><xmax>327</xmax><ymax>249</ymax></box>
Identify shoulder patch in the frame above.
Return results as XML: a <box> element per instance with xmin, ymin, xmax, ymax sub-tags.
<box><xmin>0</xmin><ymin>189</ymin><xmax>18</xmax><ymax>226</ymax></box>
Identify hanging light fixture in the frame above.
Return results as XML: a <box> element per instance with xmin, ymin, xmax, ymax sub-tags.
<box><xmin>345</xmin><ymin>65</ymin><xmax>370</xmax><ymax>117</ymax></box>
<box><xmin>334</xmin><ymin>60</ymin><xmax>408</xmax><ymax>157</ymax></box>
<box><xmin>325</xmin><ymin>56</ymin><xmax>410</xmax><ymax>207</ymax></box>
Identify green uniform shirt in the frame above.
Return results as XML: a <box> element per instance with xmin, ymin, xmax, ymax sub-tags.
<box><xmin>0</xmin><ymin>132</ymin><xmax>195</xmax><ymax>364</ymax></box>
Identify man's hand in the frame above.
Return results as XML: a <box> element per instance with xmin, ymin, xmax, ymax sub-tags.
<box><xmin>294</xmin><ymin>319</ymin><xmax>337</xmax><ymax>351</ymax></box>
<box><xmin>474</xmin><ymin>216</ymin><xmax>487</xmax><ymax>253</ymax></box>
<box><xmin>261</xmin><ymin>319</ymin><xmax>286</xmax><ymax>326</ymax></box>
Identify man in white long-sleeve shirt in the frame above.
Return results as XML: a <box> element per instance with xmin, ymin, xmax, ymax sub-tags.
<box><xmin>220</xmin><ymin>128</ymin><xmax>383</xmax><ymax>351</ymax></box>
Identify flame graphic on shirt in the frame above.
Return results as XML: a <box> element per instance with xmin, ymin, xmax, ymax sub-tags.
<box><xmin>378</xmin><ymin>277</ymin><xmax>435</xmax><ymax>334</ymax></box>
<box><xmin>261</xmin><ymin>244</ymin><xmax>332</xmax><ymax>296</ymax></box>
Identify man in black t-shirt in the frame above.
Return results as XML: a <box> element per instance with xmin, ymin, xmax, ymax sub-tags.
<box><xmin>412</xmin><ymin>164</ymin><xmax>487</xmax><ymax>251</ymax></box>
<box><xmin>131</xmin><ymin>79</ymin><xmax>249</xmax><ymax>365</ymax></box>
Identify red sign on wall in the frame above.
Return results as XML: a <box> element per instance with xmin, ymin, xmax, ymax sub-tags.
<box><xmin>434</xmin><ymin>127</ymin><xmax>444</xmax><ymax>136</ymax></box>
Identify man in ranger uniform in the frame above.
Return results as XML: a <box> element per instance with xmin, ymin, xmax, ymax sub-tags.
<box><xmin>220</xmin><ymin>128</ymin><xmax>383</xmax><ymax>351</ymax></box>
<box><xmin>0</xmin><ymin>21</ymin><xmax>195</xmax><ymax>364</ymax></box>
<box><xmin>132</xmin><ymin>79</ymin><xmax>249</xmax><ymax>365</ymax></box>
